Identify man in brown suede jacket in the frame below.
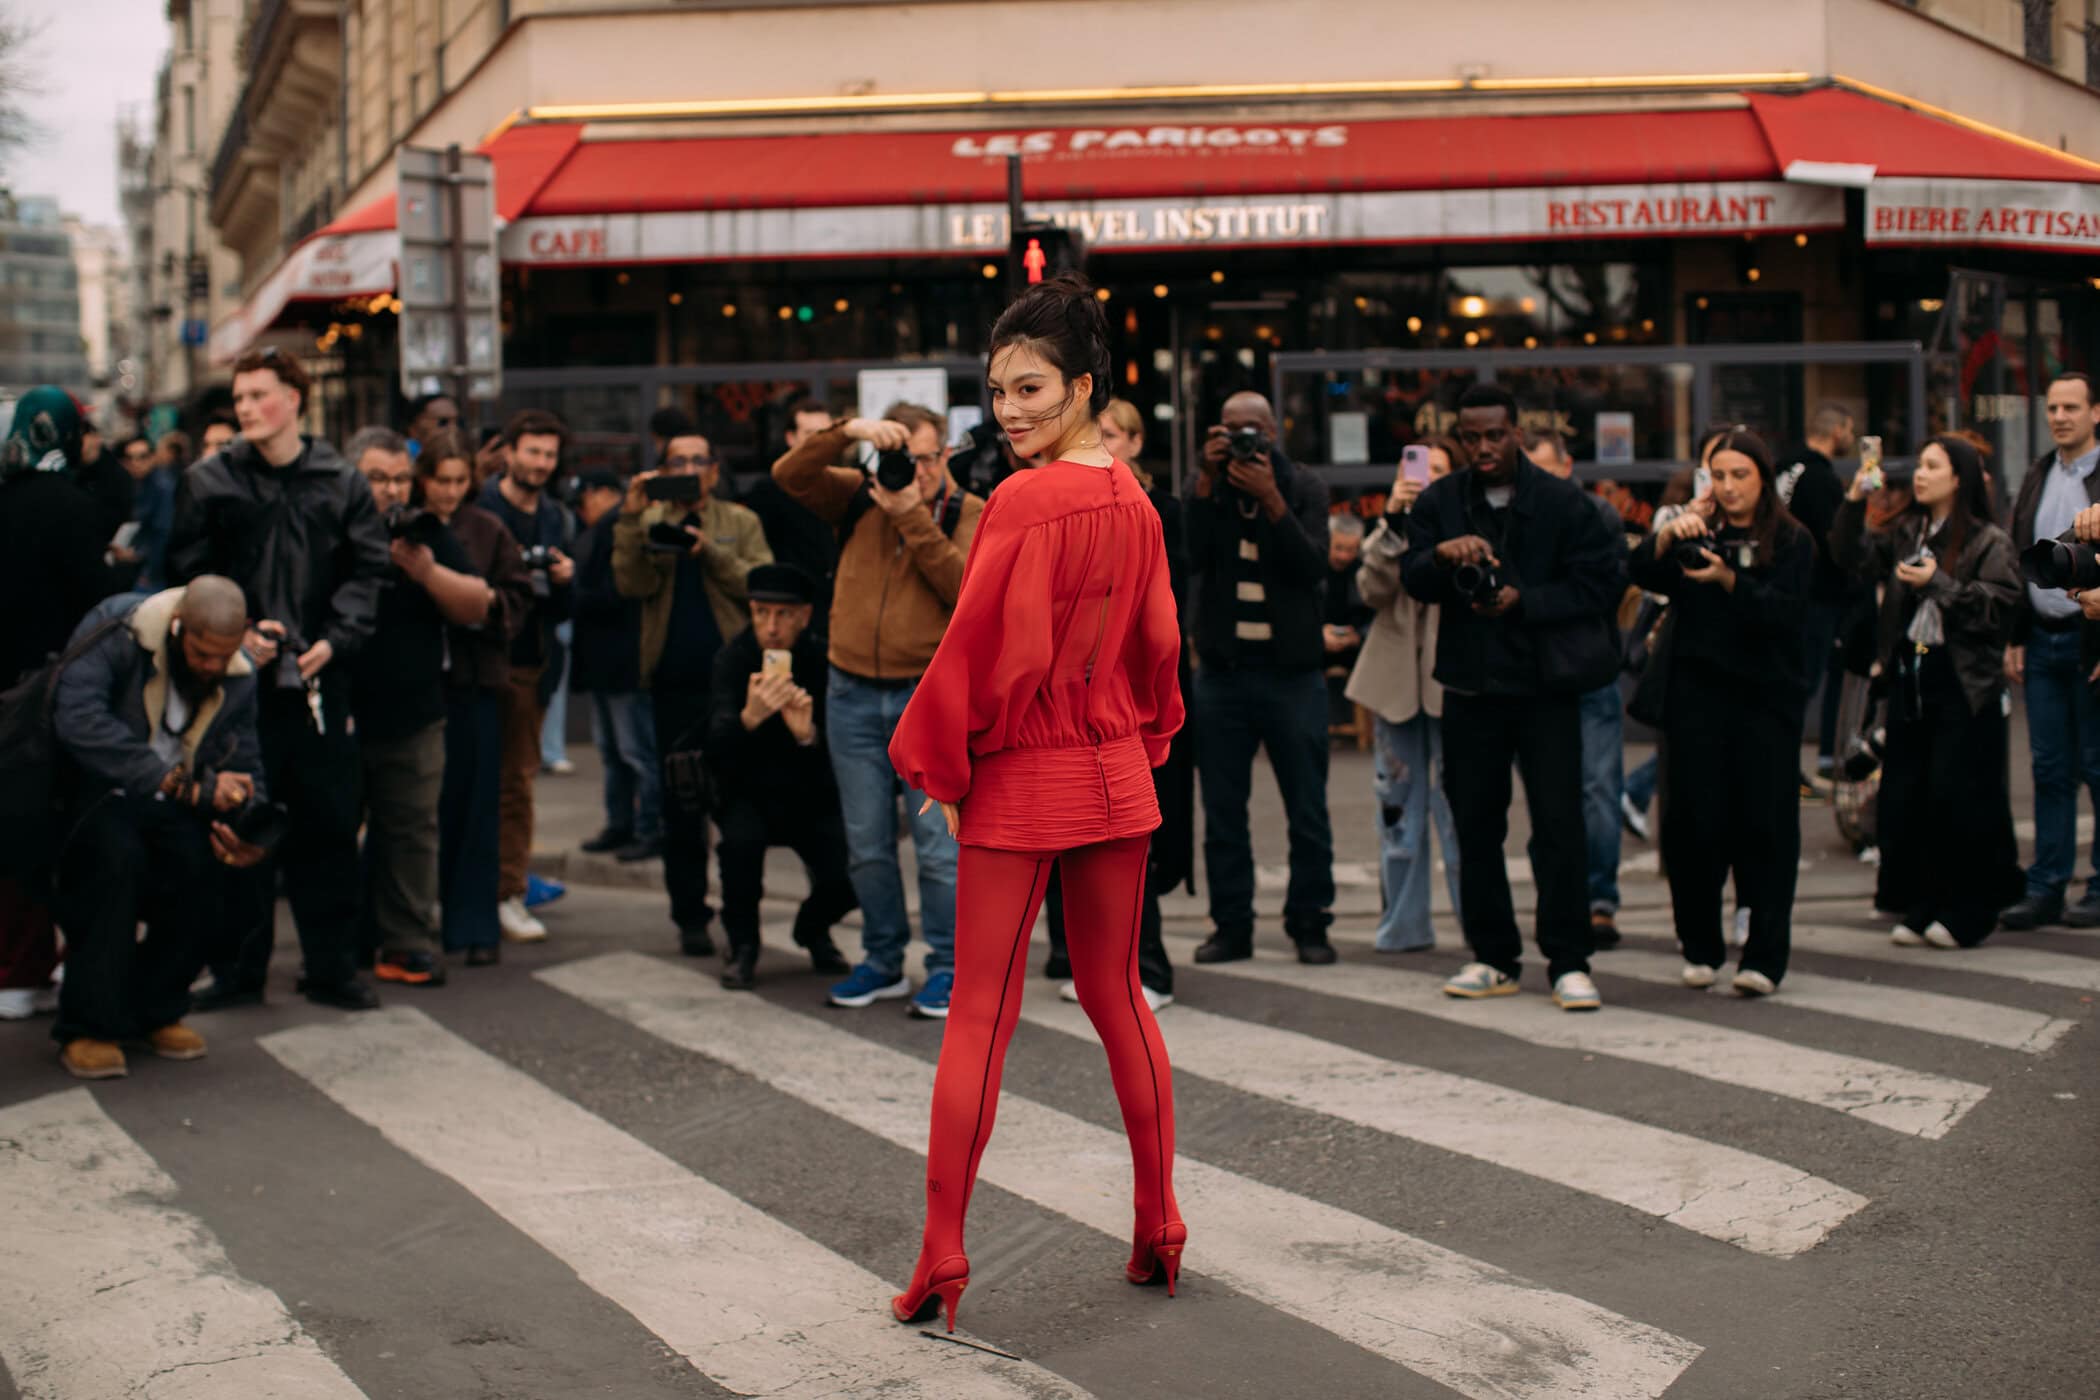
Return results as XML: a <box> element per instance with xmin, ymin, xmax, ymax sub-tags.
<box><xmin>771</xmin><ymin>402</ymin><xmax>984</xmax><ymax>1018</ymax></box>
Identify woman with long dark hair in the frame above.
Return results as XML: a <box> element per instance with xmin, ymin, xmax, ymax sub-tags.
<box><xmin>1832</xmin><ymin>434</ymin><xmax>2022</xmax><ymax>947</ymax></box>
<box><xmin>886</xmin><ymin>275</ymin><xmax>1186</xmax><ymax>1330</ymax></box>
<box><xmin>1634</xmin><ymin>429</ymin><xmax>1813</xmax><ymax>994</ymax></box>
<box><xmin>416</xmin><ymin>430</ymin><xmax>532</xmax><ymax>964</ymax></box>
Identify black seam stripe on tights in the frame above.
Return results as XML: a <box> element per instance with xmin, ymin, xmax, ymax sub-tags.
<box><xmin>962</xmin><ymin>856</ymin><xmax>1048</xmax><ymax>1218</ymax></box>
<box><xmin>1116</xmin><ymin>838</ymin><xmax>1169</xmax><ymax>1219</ymax></box>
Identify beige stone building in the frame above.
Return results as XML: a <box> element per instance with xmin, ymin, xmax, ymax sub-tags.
<box><xmin>192</xmin><ymin>0</ymin><xmax>2100</xmax><ymax>476</ymax></box>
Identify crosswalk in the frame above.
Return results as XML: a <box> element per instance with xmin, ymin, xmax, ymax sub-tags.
<box><xmin>0</xmin><ymin>902</ymin><xmax>2088</xmax><ymax>1400</ymax></box>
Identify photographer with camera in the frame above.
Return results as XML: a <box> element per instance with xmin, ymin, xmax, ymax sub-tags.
<box><xmin>476</xmin><ymin>409</ymin><xmax>578</xmax><ymax>942</ymax></box>
<box><xmin>2002</xmin><ymin>372</ymin><xmax>2100</xmax><ymax>930</ymax></box>
<box><xmin>167</xmin><ymin>347</ymin><xmax>390</xmax><ymax>1012</ymax></box>
<box><xmin>769</xmin><ymin>402</ymin><xmax>983</xmax><ymax>1015</ymax></box>
<box><xmin>1632</xmin><ymin>430</ymin><xmax>1812</xmax><ymax>994</ymax></box>
<box><xmin>701</xmin><ymin>563</ymin><xmax>855</xmax><ymax>989</ymax></box>
<box><xmin>48</xmin><ymin>577</ymin><xmax>269</xmax><ymax>1077</ymax></box>
<box><xmin>1401</xmin><ymin>383</ymin><xmax>1624</xmax><ymax>1011</ymax></box>
<box><xmin>349</xmin><ymin>428</ymin><xmax>494</xmax><ymax>987</ymax></box>
<box><xmin>1183</xmin><ymin>391</ymin><xmax>1337</xmax><ymax>966</ymax></box>
<box><xmin>613</xmin><ymin>429</ymin><xmax>772</xmax><ymax>956</ymax></box>
<box><xmin>1833</xmin><ymin>435</ymin><xmax>2023</xmax><ymax>948</ymax></box>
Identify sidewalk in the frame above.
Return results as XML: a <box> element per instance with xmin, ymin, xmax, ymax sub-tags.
<box><xmin>532</xmin><ymin>723</ymin><xmax>1944</xmax><ymax>931</ymax></box>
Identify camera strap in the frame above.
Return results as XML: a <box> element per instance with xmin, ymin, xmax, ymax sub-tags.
<box><xmin>838</xmin><ymin>482</ymin><xmax>966</xmax><ymax>545</ymax></box>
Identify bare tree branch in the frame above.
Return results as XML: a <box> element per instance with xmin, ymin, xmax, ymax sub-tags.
<box><xmin>0</xmin><ymin>5</ymin><xmax>46</xmax><ymax>177</ymax></box>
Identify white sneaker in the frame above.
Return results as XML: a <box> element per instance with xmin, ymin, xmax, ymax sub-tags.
<box><xmin>1058</xmin><ymin>980</ymin><xmax>1080</xmax><ymax>1003</ymax></box>
<box><xmin>1443</xmin><ymin>962</ymin><xmax>1520</xmax><ymax>999</ymax></box>
<box><xmin>1551</xmin><ymin>971</ymin><xmax>1602</xmax><ymax>1011</ymax></box>
<box><xmin>1890</xmin><ymin>924</ymin><xmax>1927</xmax><ymax>947</ymax></box>
<box><xmin>543</xmin><ymin>759</ymin><xmax>576</xmax><ymax>775</ymax></box>
<box><xmin>1143</xmin><ymin>986</ymin><xmax>1174</xmax><ymax>1013</ymax></box>
<box><xmin>498</xmin><ymin>898</ymin><xmax>548</xmax><ymax>942</ymax></box>
<box><xmin>0</xmin><ymin>988</ymin><xmax>35</xmax><ymax>1020</ymax></box>
<box><xmin>1732</xmin><ymin>969</ymin><xmax>1777</xmax><ymax>997</ymax></box>
<box><xmin>1681</xmin><ymin>963</ymin><xmax>1718</xmax><ymax>989</ymax></box>
<box><xmin>1619</xmin><ymin>793</ymin><xmax>1651</xmax><ymax>842</ymax></box>
<box><xmin>1729</xmin><ymin>908</ymin><xmax>1751</xmax><ymax>948</ymax></box>
<box><xmin>1922</xmin><ymin>922</ymin><xmax>1959</xmax><ymax>949</ymax></box>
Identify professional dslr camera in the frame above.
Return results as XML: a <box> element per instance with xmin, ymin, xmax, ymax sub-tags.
<box><xmin>1223</xmin><ymin>426</ymin><xmax>1270</xmax><ymax>463</ymax></box>
<box><xmin>383</xmin><ymin>504</ymin><xmax>445</xmax><ymax>549</ymax></box>
<box><xmin>254</xmin><ymin>622</ymin><xmax>308</xmax><ymax>694</ymax></box>
<box><xmin>2021</xmin><ymin>538</ymin><xmax>2100</xmax><ymax>592</ymax></box>
<box><xmin>188</xmin><ymin>766</ymin><xmax>292</xmax><ymax>854</ymax></box>
<box><xmin>519</xmin><ymin>544</ymin><xmax>555</xmax><ymax>598</ymax></box>
<box><xmin>872</xmin><ymin>447</ymin><xmax>917</xmax><ymax>493</ymax></box>
<box><xmin>1450</xmin><ymin>557</ymin><xmax>1504</xmax><ymax>604</ymax></box>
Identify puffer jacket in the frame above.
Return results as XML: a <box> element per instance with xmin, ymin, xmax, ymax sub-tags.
<box><xmin>166</xmin><ymin>435</ymin><xmax>390</xmax><ymax>660</ymax></box>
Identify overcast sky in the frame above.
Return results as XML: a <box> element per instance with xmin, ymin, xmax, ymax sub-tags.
<box><xmin>7</xmin><ymin>0</ymin><xmax>168</xmax><ymax>227</ymax></box>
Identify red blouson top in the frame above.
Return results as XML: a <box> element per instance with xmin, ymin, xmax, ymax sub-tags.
<box><xmin>888</xmin><ymin>458</ymin><xmax>1186</xmax><ymax>852</ymax></box>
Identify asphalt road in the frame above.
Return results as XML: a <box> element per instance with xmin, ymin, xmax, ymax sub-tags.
<box><xmin>1</xmin><ymin>739</ymin><xmax>2095</xmax><ymax>1400</ymax></box>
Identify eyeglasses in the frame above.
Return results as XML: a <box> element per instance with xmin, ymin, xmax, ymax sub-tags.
<box><xmin>910</xmin><ymin>452</ymin><xmax>943</xmax><ymax>469</ymax></box>
<box><xmin>666</xmin><ymin>454</ymin><xmax>717</xmax><ymax>469</ymax></box>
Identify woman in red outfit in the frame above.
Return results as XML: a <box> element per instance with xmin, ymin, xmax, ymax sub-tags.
<box><xmin>887</xmin><ymin>275</ymin><xmax>1187</xmax><ymax>1332</ymax></box>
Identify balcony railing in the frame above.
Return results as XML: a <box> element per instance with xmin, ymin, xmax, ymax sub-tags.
<box><xmin>208</xmin><ymin>98</ymin><xmax>249</xmax><ymax>206</ymax></box>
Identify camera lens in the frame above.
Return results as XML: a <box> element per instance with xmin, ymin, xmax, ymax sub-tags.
<box><xmin>2020</xmin><ymin>539</ymin><xmax>2100</xmax><ymax>591</ymax></box>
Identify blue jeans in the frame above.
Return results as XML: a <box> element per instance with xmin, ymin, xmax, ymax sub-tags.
<box><xmin>1578</xmin><ymin>683</ymin><xmax>1624</xmax><ymax>915</ymax></box>
<box><xmin>825</xmin><ymin>667</ymin><xmax>956</xmax><ymax>976</ymax></box>
<box><xmin>2021</xmin><ymin>625</ymin><xmax>2100</xmax><ymax>898</ymax></box>
<box><xmin>540</xmin><ymin>620</ymin><xmax>573</xmax><ymax>766</ymax></box>
<box><xmin>1371</xmin><ymin>712</ymin><xmax>1461</xmax><ymax>951</ymax></box>
<box><xmin>1194</xmin><ymin>665</ymin><xmax>1335</xmax><ymax>937</ymax></box>
<box><xmin>591</xmin><ymin>690</ymin><xmax>661</xmax><ymax>842</ymax></box>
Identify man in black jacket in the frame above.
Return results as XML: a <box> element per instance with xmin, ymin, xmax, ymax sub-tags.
<box><xmin>50</xmin><ymin>577</ymin><xmax>268</xmax><ymax>1078</ymax></box>
<box><xmin>167</xmin><ymin>346</ymin><xmax>391</xmax><ymax>1012</ymax></box>
<box><xmin>703</xmin><ymin>564</ymin><xmax>854</xmax><ymax>989</ymax></box>
<box><xmin>1402</xmin><ymin>382</ymin><xmax>1624</xmax><ymax>1011</ymax></box>
<box><xmin>1184</xmin><ymin>390</ymin><xmax>1336</xmax><ymax>965</ymax></box>
<box><xmin>1777</xmin><ymin>403</ymin><xmax>1856</xmax><ymax>788</ymax></box>
<box><xmin>571</xmin><ymin>471</ymin><xmax>661</xmax><ymax>861</ymax></box>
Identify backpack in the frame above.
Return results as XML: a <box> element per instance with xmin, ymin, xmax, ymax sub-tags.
<box><xmin>0</xmin><ymin>616</ymin><xmax>128</xmax><ymax>874</ymax></box>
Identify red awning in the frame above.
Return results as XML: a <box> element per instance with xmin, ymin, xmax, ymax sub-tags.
<box><xmin>1748</xmin><ymin>88</ymin><xmax>2100</xmax><ymax>186</ymax></box>
<box><xmin>528</xmin><ymin>108</ymin><xmax>1780</xmax><ymax>215</ymax></box>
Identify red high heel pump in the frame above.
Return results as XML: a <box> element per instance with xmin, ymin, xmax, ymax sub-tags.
<box><xmin>891</xmin><ymin>1253</ymin><xmax>971</xmax><ymax>1333</ymax></box>
<box><xmin>1125</xmin><ymin>1222</ymin><xmax>1188</xmax><ymax>1296</ymax></box>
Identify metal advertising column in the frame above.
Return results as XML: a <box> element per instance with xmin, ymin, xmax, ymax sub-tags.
<box><xmin>397</xmin><ymin>145</ymin><xmax>502</xmax><ymax>406</ymax></box>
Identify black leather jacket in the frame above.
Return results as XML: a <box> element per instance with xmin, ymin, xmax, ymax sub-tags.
<box><xmin>1830</xmin><ymin>497</ymin><xmax>2020</xmax><ymax>716</ymax></box>
<box><xmin>166</xmin><ymin>436</ymin><xmax>390</xmax><ymax>660</ymax></box>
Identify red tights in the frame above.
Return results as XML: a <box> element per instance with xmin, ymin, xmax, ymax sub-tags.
<box><xmin>908</xmin><ymin>834</ymin><xmax>1180</xmax><ymax>1279</ymax></box>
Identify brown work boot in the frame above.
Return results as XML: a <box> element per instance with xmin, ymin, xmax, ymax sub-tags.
<box><xmin>61</xmin><ymin>1038</ymin><xmax>128</xmax><ymax>1079</ymax></box>
<box><xmin>147</xmin><ymin>1023</ymin><xmax>208</xmax><ymax>1061</ymax></box>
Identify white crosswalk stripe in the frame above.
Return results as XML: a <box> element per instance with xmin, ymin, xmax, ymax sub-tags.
<box><xmin>540</xmin><ymin>951</ymin><xmax>1705</xmax><ymax>1400</ymax></box>
<box><xmin>259</xmin><ymin>1007</ymin><xmax>1089</xmax><ymax>1400</ymax></box>
<box><xmin>1015</xmin><ymin>991</ymin><xmax>1867</xmax><ymax>1257</ymax></box>
<box><xmin>0</xmin><ymin>1089</ymin><xmax>369</xmax><ymax>1400</ymax></box>
<box><xmin>1174</xmin><ymin>937</ymin><xmax>1989</xmax><ymax>1138</ymax></box>
<box><xmin>1584</xmin><ymin>945</ymin><xmax>2076</xmax><ymax>1053</ymax></box>
<box><xmin>1738</xmin><ymin>923</ymin><xmax>2100</xmax><ymax>992</ymax></box>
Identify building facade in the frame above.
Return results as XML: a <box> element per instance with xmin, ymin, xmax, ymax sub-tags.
<box><xmin>197</xmin><ymin>0</ymin><xmax>2100</xmax><ymax>480</ymax></box>
<box><xmin>137</xmin><ymin>0</ymin><xmax>248</xmax><ymax>419</ymax></box>
<box><xmin>0</xmin><ymin>194</ymin><xmax>90</xmax><ymax>394</ymax></box>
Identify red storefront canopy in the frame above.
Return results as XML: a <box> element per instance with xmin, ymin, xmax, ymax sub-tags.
<box><xmin>215</xmin><ymin>86</ymin><xmax>2100</xmax><ymax>360</ymax></box>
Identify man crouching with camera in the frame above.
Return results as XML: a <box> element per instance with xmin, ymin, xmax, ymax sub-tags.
<box><xmin>613</xmin><ymin>430</ymin><xmax>772</xmax><ymax>956</ymax></box>
<box><xmin>49</xmin><ymin>576</ymin><xmax>270</xmax><ymax>1078</ymax></box>
<box><xmin>1401</xmin><ymin>383</ymin><xmax>1624</xmax><ymax>1011</ymax></box>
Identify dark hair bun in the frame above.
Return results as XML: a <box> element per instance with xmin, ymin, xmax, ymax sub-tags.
<box><xmin>990</xmin><ymin>273</ymin><xmax>1112</xmax><ymax>414</ymax></box>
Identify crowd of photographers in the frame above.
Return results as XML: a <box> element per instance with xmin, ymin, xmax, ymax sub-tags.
<box><xmin>2</xmin><ymin>348</ymin><xmax>2095</xmax><ymax>1077</ymax></box>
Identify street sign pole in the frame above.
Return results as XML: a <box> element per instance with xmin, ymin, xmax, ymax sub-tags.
<box><xmin>397</xmin><ymin>145</ymin><xmax>501</xmax><ymax>419</ymax></box>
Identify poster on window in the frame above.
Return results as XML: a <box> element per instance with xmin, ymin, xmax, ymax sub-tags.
<box><xmin>1594</xmin><ymin>412</ymin><xmax>1635</xmax><ymax>467</ymax></box>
